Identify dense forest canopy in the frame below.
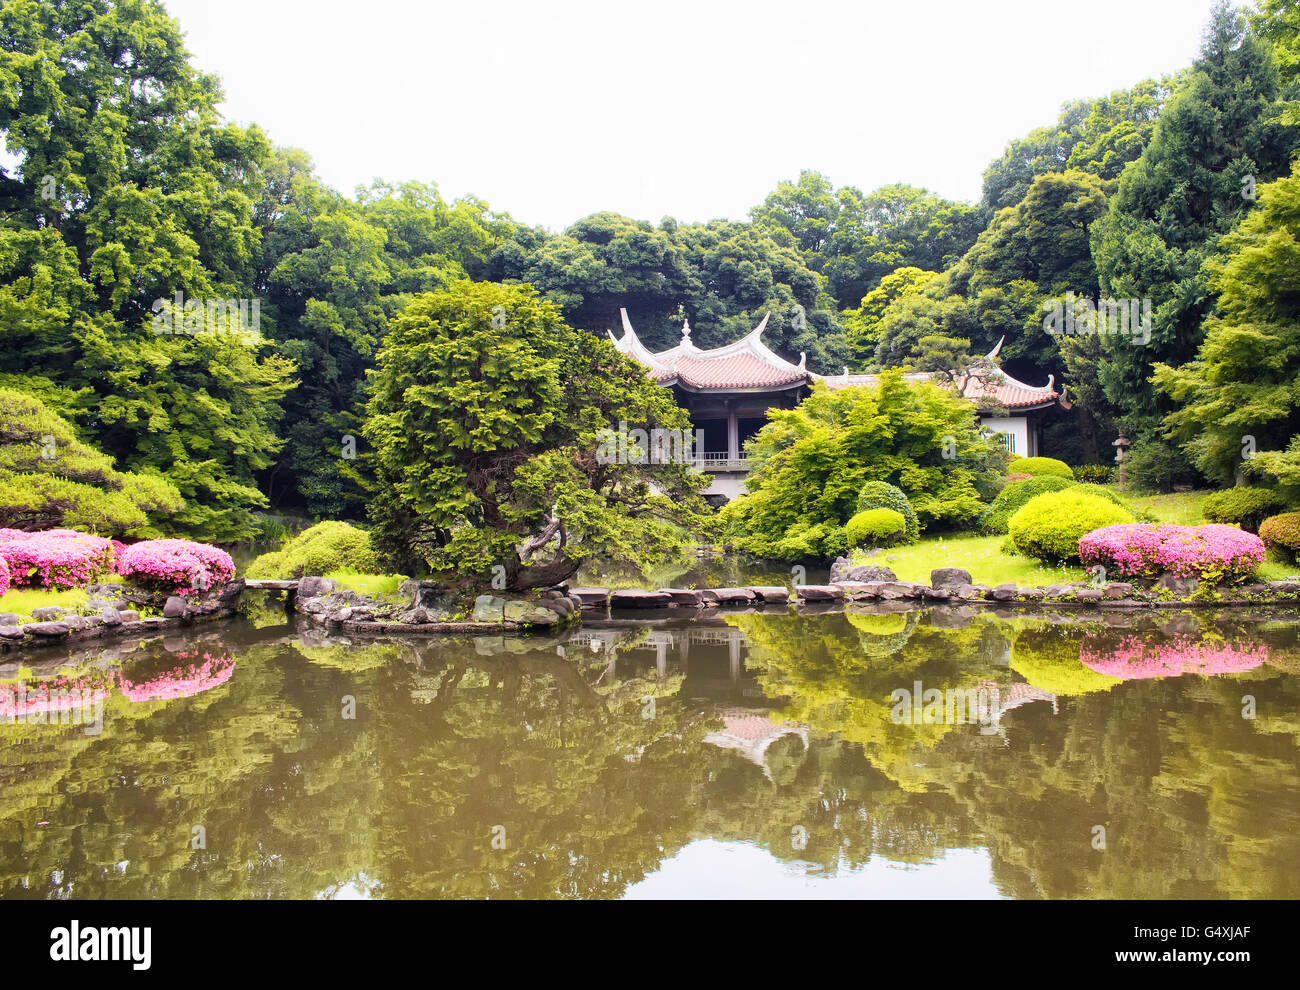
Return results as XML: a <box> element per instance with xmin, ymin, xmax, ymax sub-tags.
<box><xmin>2</xmin><ymin>0</ymin><xmax>1299</xmax><ymax>537</ymax></box>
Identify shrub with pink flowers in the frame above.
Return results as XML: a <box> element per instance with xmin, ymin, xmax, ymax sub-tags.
<box><xmin>0</xmin><ymin>556</ymin><xmax>8</xmax><ymax>597</ymax></box>
<box><xmin>1005</xmin><ymin>472</ymin><xmax>1033</xmax><ymax>483</ymax></box>
<box><xmin>1078</xmin><ymin>523</ymin><xmax>1265</xmax><ymax>584</ymax></box>
<box><xmin>1081</xmin><ymin>633</ymin><xmax>1266</xmax><ymax>679</ymax></box>
<box><xmin>0</xmin><ymin>529</ymin><xmax>115</xmax><ymax>589</ymax></box>
<box><xmin>116</xmin><ymin>539</ymin><xmax>235</xmax><ymax>593</ymax></box>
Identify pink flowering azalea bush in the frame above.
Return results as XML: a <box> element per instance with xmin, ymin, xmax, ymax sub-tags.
<box><xmin>1006</xmin><ymin>472</ymin><xmax>1033</xmax><ymax>483</ymax></box>
<box><xmin>117</xmin><ymin>539</ymin><xmax>235</xmax><ymax>593</ymax></box>
<box><xmin>120</xmin><ymin>652</ymin><xmax>235</xmax><ymax>702</ymax></box>
<box><xmin>1078</xmin><ymin>523</ymin><xmax>1265</xmax><ymax>584</ymax></box>
<box><xmin>0</xmin><ymin>529</ymin><xmax>116</xmax><ymax>589</ymax></box>
<box><xmin>1081</xmin><ymin>633</ymin><xmax>1266</xmax><ymax>680</ymax></box>
<box><xmin>0</xmin><ymin>556</ymin><xmax>8</xmax><ymax>597</ymax></box>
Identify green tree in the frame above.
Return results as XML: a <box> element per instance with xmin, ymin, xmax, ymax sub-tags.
<box><xmin>0</xmin><ymin>387</ymin><xmax>182</xmax><ymax>533</ymax></box>
<box><xmin>1154</xmin><ymin>163</ymin><xmax>1300</xmax><ymax>492</ymax></box>
<box><xmin>363</xmin><ymin>281</ymin><xmax>712</xmax><ymax>589</ymax></box>
<box><xmin>721</xmin><ymin>372</ymin><xmax>1006</xmax><ymax>559</ymax></box>
<box><xmin>1091</xmin><ymin>1</ymin><xmax>1299</xmax><ymax>451</ymax></box>
<box><xmin>0</xmin><ymin>0</ymin><xmax>295</xmax><ymax>541</ymax></box>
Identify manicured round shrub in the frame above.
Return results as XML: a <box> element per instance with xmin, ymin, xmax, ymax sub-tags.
<box><xmin>117</xmin><ymin>539</ymin><xmax>236</xmax><ymax>593</ymax></box>
<box><xmin>0</xmin><ymin>555</ymin><xmax>9</xmax><ymax>597</ymax></box>
<box><xmin>854</xmin><ymin>481</ymin><xmax>919</xmax><ymax>542</ymax></box>
<box><xmin>1079</xmin><ymin>523</ymin><xmax>1266</xmax><ymax>584</ymax></box>
<box><xmin>246</xmin><ymin>521</ymin><xmax>378</xmax><ymax>578</ymax></box>
<box><xmin>1007</xmin><ymin>456</ymin><xmax>1073</xmax><ymax>479</ymax></box>
<box><xmin>1008</xmin><ymin>490</ymin><xmax>1135</xmax><ymax>561</ymax></box>
<box><xmin>0</xmin><ymin>529</ymin><xmax>116</xmax><ymax>589</ymax></box>
<box><xmin>1258</xmin><ymin>512</ymin><xmax>1300</xmax><ymax>555</ymax></box>
<box><xmin>845</xmin><ymin>508</ymin><xmax>907</xmax><ymax>547</ymax></box>
<box><xmin>1202</xmin><ymin>486</ymin><xmax>1286</xmax><ymax>533</ymax></box>
<box><xmin>978</xmin><ymin>475</ymin><xmax>1075</xmax><ymax>534</ymax></box>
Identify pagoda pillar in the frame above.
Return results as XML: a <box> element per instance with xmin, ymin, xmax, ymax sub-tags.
<box><xmin>727</xmin><ymin>404</ymin><xmax>739</xmax><ymax>462</ymax></box>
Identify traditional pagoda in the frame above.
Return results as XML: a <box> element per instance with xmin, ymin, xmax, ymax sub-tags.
<box><xmin>611</xmin><ymin>309</ymin><xmax>1066</xmax><ymax>500</ymax></box>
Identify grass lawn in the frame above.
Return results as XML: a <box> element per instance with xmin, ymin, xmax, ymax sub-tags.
<box><xmin>857</xmin><ymin>534</ymin><xmax>1086</xmax><ymax>587</ymax></box>
<box><xmin>0</xmin><ymin>575</ymin><xmax>132</xmax><ymax>622</ymax></box>
<box><xmin>1112</xmin><ymin>487</ymin><xmax>1213</xmax><ymax>525</ymax></box>
<box><xmin>850</xmin><ymin>487</ymin><xmax>1296</xmax><ymax>586</ymax></box>
<box><xmin>324</xmin><ymin>570</ymin><xmax>409</xmax><ymax>599</ymax></box>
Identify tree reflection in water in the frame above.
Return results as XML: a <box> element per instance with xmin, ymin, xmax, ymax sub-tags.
<box><xmin>0</xmin><ymin>607</ymin><xmax>1298</xmax><ymax>898</ymax></box>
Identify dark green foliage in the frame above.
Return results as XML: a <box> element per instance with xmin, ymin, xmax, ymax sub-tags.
<box><xmin>719</xmin><ymin>372</ymin><xmax>1007</xmax><ymax>561</ymax></box>
<box><xmin>363</xmin><ymin>281</ymin><xmax>712</xmax><ymax>590</ymax></box>
<box><xmin>1092</xmin><ymin>2</ymin><xmax>1300</xmax><ymax>443</ymax></box>
<box><xmin>0</xmin><ymin>0</ymin><xmax>294</xmax><ymax>541</ymax></box>
<box><xmin>0</xmin><ymin>387</ymin><xmax>182</xmax><ymax>535</ymax></box>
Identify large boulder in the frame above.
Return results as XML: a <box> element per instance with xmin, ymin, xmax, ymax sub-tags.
<box><xmin>930</xmin><ymin>568</ymin><xmax>972</xmax><ymax>590</ymax></box>
<box><xmin>504</xmin><ymin>600</ymin><xmax>560</xmax><ymax>625</ymax></box>
<box><xmin>472</xmin><ymin>595</ymin><xmax>505</xmax><ymax>623</ymax></box>
<box><xmin>297</xmin><ymin>576</ymin><xmax>338</xmax><ymax>598</ymax></box>
<box><xmin>398</xmin><ymin>578</ymin><xmax>452</xmax><ymax>612</ymax></box>
<box><xmin>1156</xmin><ymin>574</ymin><xmax>1199</xmax><ymax>596</ymax></box>
<box><xmin>829</xmin><ymin>557</ymin><xmax>898</xmax><ymax>584</ymax></box>
<box><xmin>162</xmin><ymin>596</ymin><xmax>188</xmax><ymax>619</ymax></box>
<box><xmin>24</xmin><ymin>621</ymin><xmax>70</xmax><ymax>637</ymax></box>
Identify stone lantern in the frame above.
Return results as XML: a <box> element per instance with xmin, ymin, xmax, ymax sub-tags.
<box><xmin>1113</xmin><ymin>433</ymin><xmax>1132</xmax><ymax>489</ymax></box>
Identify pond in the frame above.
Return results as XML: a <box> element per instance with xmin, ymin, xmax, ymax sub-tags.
<box><xmin>1</xmin><ymin>602</ymin><xmax>1299</xmax><ymax>899</ymax></box>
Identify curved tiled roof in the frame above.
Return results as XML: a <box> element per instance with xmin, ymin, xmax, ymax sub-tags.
<box><xmin>611</xmin><ymin>309</ymin><xmax>807</xmax><ymax>392</ymax></box>
<box><xmin>611</xmin><ymin>315</ymin><xmax>1062</xmax><ymax>409</ymax></box>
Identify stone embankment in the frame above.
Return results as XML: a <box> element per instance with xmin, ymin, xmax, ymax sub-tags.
<box><xmin>5</xmin><ymin>559</ymin><xmax>1296</xmax><ymax>657</ymax></box>
<box><xmin>0</xmin><ymin>579</ymin><xmax>245</xmax><ymax>653</ymax></box>
<box><xmin>290</xmin><ymin>578</ymin><xmax>583</xmax><ymax>635</ymax></box>
<box><xmin>573</xmin><ymin>561</ymin><xmax>1300</xmax><ymax>614</ymax></box>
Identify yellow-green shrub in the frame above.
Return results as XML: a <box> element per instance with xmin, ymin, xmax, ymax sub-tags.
<box><xmin>247</xmin><ymin>521</ymin><xmax>378</xmax><ymax>578</ymax></box>
<box><xmin>1007</xmin><ymin>455</ymin><xmax>1074</xmax><ymax>479</ymax></box>
<box><xmin>1008</xmin><ymin>489</ymin><xmax>1135</xmax><ymax>561</ymax></box>
<box><xmin>845</xmin><ymin>508</ymin><xmax>907</xmax><ymax>547</ymax></box>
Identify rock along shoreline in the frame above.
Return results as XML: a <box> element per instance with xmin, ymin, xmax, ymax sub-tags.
<box><xmin>2</xmin><ymin>564</ymin><xmax>1297</xmax><ymax>656</ymax></box>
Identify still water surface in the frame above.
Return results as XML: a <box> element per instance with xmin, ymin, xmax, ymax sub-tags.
<box><xmin>2</xmin><ymin>602</ymin><xmax>1299</xmax><ymax>899</ymax></box>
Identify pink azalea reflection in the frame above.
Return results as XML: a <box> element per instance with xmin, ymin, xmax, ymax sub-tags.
<box><xmin>1081</xmin><ymin>633</ymin><xmax>1266</xmax><ymax>680</ymax></box>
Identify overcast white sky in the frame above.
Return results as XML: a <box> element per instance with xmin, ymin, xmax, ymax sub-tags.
<box><xmin>163</xmin><ymin>0</ymin><xmax>1224</xmax><ymax>231</ymax></box>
